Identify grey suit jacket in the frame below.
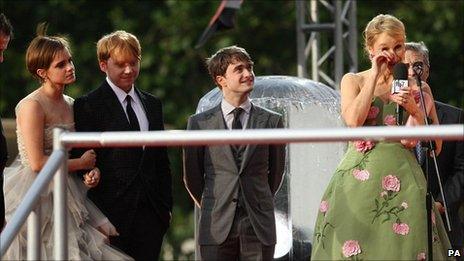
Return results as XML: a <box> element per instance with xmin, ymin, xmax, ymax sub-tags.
<box><xmin>183</xmin><ymin>103</ymin><xmax>286</xmax><ymax>246</ymax></box>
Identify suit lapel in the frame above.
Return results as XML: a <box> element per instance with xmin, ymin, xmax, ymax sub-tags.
<box><xmin>239</xmin><ymin>105</ymin><xmax>267</xmax><ymax>173</ymax></box>
<box><xmin>205</xmin><ymin>105</ymin><xmax>238</xmax><ymax>173</ymax></box>
<box><xmin>101</xmin><ymin>82</ymin><xmax>131</xmax><ymax>130</ymax></box>
<box><xmin>135</xmin><ymin>89</ymin><xmax>153</xmax><ymax>130</ymax></box>
<box><xmin>435</xmin><ymin>102</ymin><xmax>446</xmax><ymax>124</ymax></box>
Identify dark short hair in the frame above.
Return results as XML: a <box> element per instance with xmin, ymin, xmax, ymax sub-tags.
<box><xmin>206</xmin><ymin>45</ymin><xmax>254</xmax><ymax>86</ymax></box>
<box><xmin>0</xmin><ymin>13</ymin><xmax>13</xmax><ymax>37</ymax></box>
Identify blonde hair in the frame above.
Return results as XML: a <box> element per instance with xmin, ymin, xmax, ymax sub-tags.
<box><xmin>96</xmin><ymin>30</ymin><xmax>141</xmax><ymax>62</ymax></box>
<box><xmin>363</xmin><ymin>14</ymin><xmax>405</xmax><ymax>54</ymax></box>
<box><xmin>26</xmin><ymin>24</ymin><xmax>71</xmax><ymax>81</ymax></box>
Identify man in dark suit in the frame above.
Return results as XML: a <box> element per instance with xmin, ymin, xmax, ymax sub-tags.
<box><xmin>406</xmin><ymin>41</ymin><xmax>464</xmax><ymax>254</ymax></box>
<box><xmin>74</xmin><ymin>30</ymin><xmax>172</xmax><ymax>260</ymax></box>
<box><xmin>0</xmin><ymin>12</ymin><xmax>13</xmax><ymax>232</ymax></box>
<box><xmin>183</xmin><ymin>46</ymin><xmax>286</xmax><ymax>260</ymax></box>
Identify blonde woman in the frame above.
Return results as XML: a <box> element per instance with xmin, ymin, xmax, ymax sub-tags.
<box><xmin>311</xmin><ymin>14</ymin><xmax>451</xmax><ymax>260</ymax></box>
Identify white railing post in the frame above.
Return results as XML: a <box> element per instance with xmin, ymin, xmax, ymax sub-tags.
<box><xmin>0</xmin><ymin>151</ymin><xmax>66</xmax><ymax>256</ymax></box>
<box><xmin>53</xmin><ymin>128</ymin><xmax>68</xmax><ymax>260</ymax></box>
<box><xmin>26</xmin><ymin>205</ymin><xmax>41</xmax><ymax>260</ymax></box>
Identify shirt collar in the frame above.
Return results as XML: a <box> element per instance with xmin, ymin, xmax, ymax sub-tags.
<box><xmin>221</xmin><ymin>98</ymin><xmax>252</xmax><ymax>115</ymax></box>
<box><xmin>106</xmin><ymin>77</ymin><xmax>136</xmax><ymax>104</ymax></box>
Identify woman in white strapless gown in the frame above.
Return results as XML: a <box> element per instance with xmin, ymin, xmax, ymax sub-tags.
<box><xmin>2</xmin><ymin>33</ymin><xmax>132</xmax><ymax>260</ymax></box>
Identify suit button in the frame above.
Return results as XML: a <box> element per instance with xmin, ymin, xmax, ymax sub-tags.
<box><xmin>232</xmin><ymin>198</ymin><xmax>238</xmax><ymax>203</ymax></box>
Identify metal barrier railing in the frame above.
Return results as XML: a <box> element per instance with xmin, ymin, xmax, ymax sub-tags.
<box><xmin>0</xmin><ymin>124</ymin><xmax>463</xmax><ymax>259</ymax></box>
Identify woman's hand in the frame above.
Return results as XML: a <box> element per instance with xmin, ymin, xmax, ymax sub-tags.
<box><xmin>391</xmin><ymin>87</ymin><xmax>423</xmax><ymax>148</ymax></box>
<box><xmin>83</xmin><ymin>167</ymin><xmax>100</xmax><ymax>188</ymax></box>
<box><xmin>389</xmin><ymin>87</ymin><xmax>420</xmax><ymax>116</ymax></box>
<box><xmin>400</xmin><ymin>139</ymin><xmax>417</xmax><ymax>149</ymax></box>
<box><xmin>435</xmin><ymin>201</ymin><xmax>445</xmax><ymax>214</ymax></box>
<box><xmin>80</xmin><ymin>149</ymin><xmax>96</xmax><ymax>170</ymax></box>
<box><xmin>371</xmin><ymin>50</ymin><xmax>397</xmax><ymax>76</ymax></box>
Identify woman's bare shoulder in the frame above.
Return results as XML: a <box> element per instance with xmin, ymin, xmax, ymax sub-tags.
<box><xmin>15</xmin><ymin>91</ymin><xmax>43</xmax><ymax>115</ymax></box>
<box><xmin>342</xmin><ymin>70</ymin><xmax>372</xmax><ymax>90</ymax></box>
<box><xmin>15</xmin><ymin>97</ymin><xmax>45</xmax><ymax>122</ymax></box>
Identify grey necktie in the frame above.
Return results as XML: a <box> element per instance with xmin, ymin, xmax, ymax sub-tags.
<box><xmin>415</xmin><ymin>143</ymin><xmax>424</xmax><ymax>165</ymax></box>
<box><xmin>232</xmin><ymin>107</ymin><xmax>244</xmax><ymax>130</ymax></box>
<box><xmin>231</xmin><ymin>107</ymin><xmax>244</xmax><ymax>168</ymax></box>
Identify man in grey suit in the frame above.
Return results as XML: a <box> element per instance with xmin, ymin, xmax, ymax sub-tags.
<box><xmin>405</xmin><ymin>41</ymin><xmax>464</xmax><ymax>255</ymax></box>
<box><xmin>183</xmin><ymin>46</ymin><xmax>285</xmax><ymax>260</ymax></box>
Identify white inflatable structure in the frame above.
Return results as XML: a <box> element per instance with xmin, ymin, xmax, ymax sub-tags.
<box><xmin>195</xmin><ymin>75</ymin><xmax>347</xmax><ymax>259</ymax></box>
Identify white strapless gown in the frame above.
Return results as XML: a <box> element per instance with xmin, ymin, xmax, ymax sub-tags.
<box><xmin>2</xmin><ymin>123</ymin><xmax>133</xmax><ymax>260</ymax></box>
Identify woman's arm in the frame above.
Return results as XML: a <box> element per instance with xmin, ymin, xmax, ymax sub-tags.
<box><xmin>17</xmin><ymin>99</ymin><xmax>95</xmax><ymax>173</ymax></box>
<box><xmin>401</xmin><ymin>82</ymin><xmax>442</xmax><ymax>153</ymax></box>
<box><xmin>342</xmin><ymin>51</ymin><xmax>394</xmax><ymax>127</ymax></box>
<box><xmin>68</xmin><ymin>150</ymin><xmax>96</xmax><ymax>172</ymax></box>
<box><xmin>341</xmin><ymin>72</ymin><xmax>376</xmax><ymax>127</ymax></box>
<box><xmin>17</xmin><ymin>99</ymin><xmax>47</xmax><ymax>172</ymax></box>
<box><xmin>421</xmin><ymin>82</ymin><xmax>442</xmax><ymax>154</ymax></box>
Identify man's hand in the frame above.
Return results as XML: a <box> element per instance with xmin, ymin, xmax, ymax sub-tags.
<box><xmin>83</xmin><ymin>167</ymin><xmax>100</xmax><ymax>188</ymax></box>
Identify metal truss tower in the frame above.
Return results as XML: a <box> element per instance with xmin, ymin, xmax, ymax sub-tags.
<box><xmin>296</xmin><ymin>0</ymin><xmax>358</xmax><ymax>90</ymax></box>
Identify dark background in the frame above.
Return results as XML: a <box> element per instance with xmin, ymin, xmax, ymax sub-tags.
<box><xmin>1</xmin><ymin>1</ymin><xmax>462</xmax><ymax>259</ymax></box>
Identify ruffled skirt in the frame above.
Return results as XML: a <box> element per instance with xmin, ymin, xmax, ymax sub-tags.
<box><xmin>2</xmin><ymin>158</ymin><xmax>133</xmax><ymax>260</ymax></box>
<box><xmin>311</xmin><ymin>142</ymin><xmax>452</xmax><ymax>260</ymax></box>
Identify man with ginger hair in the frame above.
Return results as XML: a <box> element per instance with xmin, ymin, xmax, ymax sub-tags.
<box><xmin>74</xmin><ymin>30</ymin><xmax>172</xmax><ymax>260</ymax></box>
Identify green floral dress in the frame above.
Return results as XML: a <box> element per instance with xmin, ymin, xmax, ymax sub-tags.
<box><xmin>311</xmin><ymin>97</ymin><xmax>452</xmax><ymax>260</ymax></box>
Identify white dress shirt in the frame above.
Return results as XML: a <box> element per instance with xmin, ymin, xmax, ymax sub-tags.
<box><xmin>106</xmin><ymin>77</ymin><xmax>149</xmax><ymax>131</ymax></box>
<box><xmin>221</xmin><ymin>98</ymin><xmax>251</xmax><ymax>130</ymax></box>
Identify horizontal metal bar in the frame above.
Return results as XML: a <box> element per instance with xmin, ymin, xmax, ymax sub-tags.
<box><xmin>60</xmin><ymin>125</ymin><xmax>463</xmax><ymax>148</ymax></box>
<box><xmin>301</xmin><ymin>23</ymin><xmax>334</xmax><ymax>32</ymax></box>
<box><xmin>0</xmin><ymin>150</ymin><xmax>66</xmax><ymax>255</ymax></box>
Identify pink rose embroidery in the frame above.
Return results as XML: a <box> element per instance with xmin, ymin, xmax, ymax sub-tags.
<box><xmin>367</xmin><ymin>119</ymin><xmax>377</xmax><ymax>126</ymax></box>
<box><xmin>367</xmin><ymin>106</ymin><xmax>380</xmax><ymax>119</ymax></box>
<box><xmin>401</xmin><ymin>202</ymin><xmax>408</xmax><ymax>209</ymax></box>
<box><xmin>384</xmin><ymin>114</ymin><xmax>396</xmax><ymax>126</ymax></box>
<box><xmin>354</xmin><ymin>140</ymin><xmax>375</xmax><ymax>153</ymax></box>
<box><xmin>382</xmin><ymin>175</ymin><xmax>401</xmax><ymax>192</ymax></box>
<box><xmin>417</xmin><ymin>252</ymin><xmax>426</xmax><ymax>260</ymax></box>
<box><xmin>352</xmin><ymin>169</ymin><xmax>370</xmax><ymax>181</ymax></box>
<box><xmin>392</xmin><ymin>222</ymin><xmax>410</xmax><ymax>235</ymax></box>
<box><xmin>342</xmin><ymin>240</ymin><xmax>361</xmax><ymax>258</ymax></box>
<box><xmin>319</xmin><ymin>200</ymin><xmax>329</xmax><ymax>214</ymax></box>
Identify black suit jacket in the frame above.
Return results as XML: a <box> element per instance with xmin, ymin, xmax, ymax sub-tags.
<box><xmin>423</xmin><ymin>101</ymin><xmax>464</xmax><ymax>248</ymax></box>
<box><xmin>73</xmin><ymin>81</ymin><xmax>172</xmax><ymax>237</ymax></box>
<box><xmin>0</xmin><ymin>117</ymin><xmax>7</xmax><ymax>229</ymax></box>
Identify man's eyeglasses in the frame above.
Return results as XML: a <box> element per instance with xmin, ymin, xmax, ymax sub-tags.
<box><xmin>406</xmin><ymin>61</ymin><xmax>426</xmax><ymax>69</ymax></box>
<box><xmin>406</xmin><ymin>61</ymin><xmax>427</xmax><ymax>77</ymax></box>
